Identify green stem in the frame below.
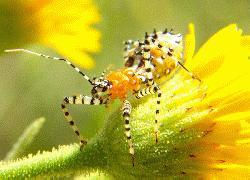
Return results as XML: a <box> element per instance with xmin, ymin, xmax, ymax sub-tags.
<box><xmin>0</xmin><ymin>138</ymin><xmax>107</xmax><ymax>178</ymax></box>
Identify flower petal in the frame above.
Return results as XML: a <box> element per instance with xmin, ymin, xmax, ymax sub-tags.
<box><xmin>185</xmin><ymin>24</ymin><xmax>250</xmax><ymax>105</ymax></box>
<box><xmin>33</xmin><ymin>0</ymin><xmax>101</xmax><ymax>68</ymax></box>
<box><xmin>184</xmin><ymin>23</ymin><xmax>195</xmax><ymax>63</ymax></box>
<box><xmin>186</xmin><ymin>24</ymin><xmax>243</xmax><ymax>78</ymax></box>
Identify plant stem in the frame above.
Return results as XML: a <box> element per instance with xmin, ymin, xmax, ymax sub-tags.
<box><xmin>0</xmin><ymin>138</ymin><xmax>107</xmax><ymax>178</ymax></box>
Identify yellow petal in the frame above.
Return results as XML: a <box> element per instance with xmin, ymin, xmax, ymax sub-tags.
<box><xmin>184</xmin><ymin>23</ymin><xmax>195</xmax><ymax>63</ymax></box>
<box><xmin>31</xmin><ymin>0</ymin><xmax>101</xmax><ymax>69</ymax></box>
<box><xmin>208</xmin><ymin>164</ymin><xmax>250</xmax><ymax>179</ymax></box>
<box><xmin>49</xmin><ymin>42</ymin><xmax>95</xmax><ymax>69</ymax></box>
<box><xmin>186</xmin><ymin>24</ymin><xmax>242</xmax><ymax>77</ymax></box>
<box><xmin>184</xmin><ymin>24</ymin><xmax>250</xmax><ymax>106</ymax></box>
<box><xmin>241</xmin><ymin>36</ymin><xmax>250</xmax><ymax>51</ymax></box>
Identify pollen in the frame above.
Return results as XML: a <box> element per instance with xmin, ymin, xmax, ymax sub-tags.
<box><xmin>106</xmin><ymin>68</ymin><xmax>141</xmax><ymax>100</ymax></box>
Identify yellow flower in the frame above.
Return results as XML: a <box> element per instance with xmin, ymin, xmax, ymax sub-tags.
<box><xmin>9</xmin><ymin>0</ymin><xmax>101</xmax><ymax>69</ymax></box>
<box><xmin>179</xmin><ymin>23</ymin><xmax>250</xmax><ymax>178</ymax></box>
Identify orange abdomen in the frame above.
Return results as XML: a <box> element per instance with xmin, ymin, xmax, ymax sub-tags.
<box><xmin>106</xmin><ymin>68</ymin><xmax>141</xmax><ymax>100</ymax></box>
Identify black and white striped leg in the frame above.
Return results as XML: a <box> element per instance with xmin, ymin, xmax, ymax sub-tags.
<box><xmin>122</xmin><ymin>100</ymin><xmax>135</xmax><ymax>166</ymax></box>
<box><xmin>143</xmin><ymin>57</ymin><xmax>155</xmax><ymax>86</ymax></box>
<box><xmin>4</xmin><ymin>49</ymin><xmax>94</xmax><ymax>84</ymax></box>
<box><xmin>134</xmin><ymin>84</ymin><xmax>162</xmax><ymax>143</ymax></box>
<box><xmin>134</xmin><ymin>85</ymin><xmax>155</xmax><ymax>99</ymax></box>
<box><xmin>61</xmin><ymin>95</ymin><xmax>104</xmax><ymax>149</ymax></box>
<box><xmin>155</xmin><ymin>87</ymin><xmax>162</xmax><ymax>143</ymax></box>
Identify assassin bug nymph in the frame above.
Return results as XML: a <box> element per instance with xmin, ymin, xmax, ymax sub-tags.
<box><xmin>5</xmin><ymin>29</ymin><xmax>200</xmax><ymax>166</ymax></box>
<box><xmin>4</xmin><ymin>49</ymin><xmax>156</xmax><ymax>166</ymax></box>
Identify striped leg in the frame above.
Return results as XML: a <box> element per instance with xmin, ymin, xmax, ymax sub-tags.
<box><xmin>154</xmin><ymin>87</ymin><xmax>162</xmax><ymax>143</ymax></box>
<box><xmin>122</xmin><ymin>100</ymin><xmax>135</xmax><ymax>166</ymax></box>
<box><xmin>61</xmin><ymin>95</ymin><xmax>104</xmax><ymax>148</ymax></box>
<box><xmin>142</xmin><ymin>55</ymin><xmax>155</xmax><ymax>86</ymax></box>
<box><xmin>4</xmin><ymin>49</ymin><xmax>94</xmax><ymax>84</ymax></box>
<box><xmin>134</xmin><ymin>84</ymin><xmax>162</xmax><ymax>143</ymax></box>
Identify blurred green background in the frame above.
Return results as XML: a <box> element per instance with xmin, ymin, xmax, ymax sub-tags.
<box><xmin>0</xmin><ymin>0</ymin><xmax>249</xmax><ymax>159</ymax></box>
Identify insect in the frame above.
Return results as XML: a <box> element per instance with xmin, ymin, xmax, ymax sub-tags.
<box><xmin>124</xmin><ymin>28</ymin><xmax>200</xmax><ymax>82</ymax></box>
<box><xmin>5</xmin><ymin>29</ymin><xmax>199</xmax><ymax>166</ymax></box>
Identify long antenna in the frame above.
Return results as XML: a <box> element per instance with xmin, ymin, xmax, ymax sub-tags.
<box><xmin>4</xmin><ymin>49</ymin><xmax>93</xmax><ymax>85</ymax></box>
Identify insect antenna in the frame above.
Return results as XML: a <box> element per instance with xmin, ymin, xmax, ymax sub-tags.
<box><xmin>4</xmin><ymin>49</ymin><xmax>94</xmax><ymax>85</ymax></box>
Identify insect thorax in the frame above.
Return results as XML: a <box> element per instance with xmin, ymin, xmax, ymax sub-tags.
<box><xmin>106</xmin><ymin>68</ymin><xmax>141</xmax><ymax>100</ymax></box>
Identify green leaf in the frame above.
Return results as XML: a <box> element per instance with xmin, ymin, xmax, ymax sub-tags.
<box><xmin>4</xmin><ymin>117</ymin><xmax>46</xmax><ymax>160</ymax></box>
